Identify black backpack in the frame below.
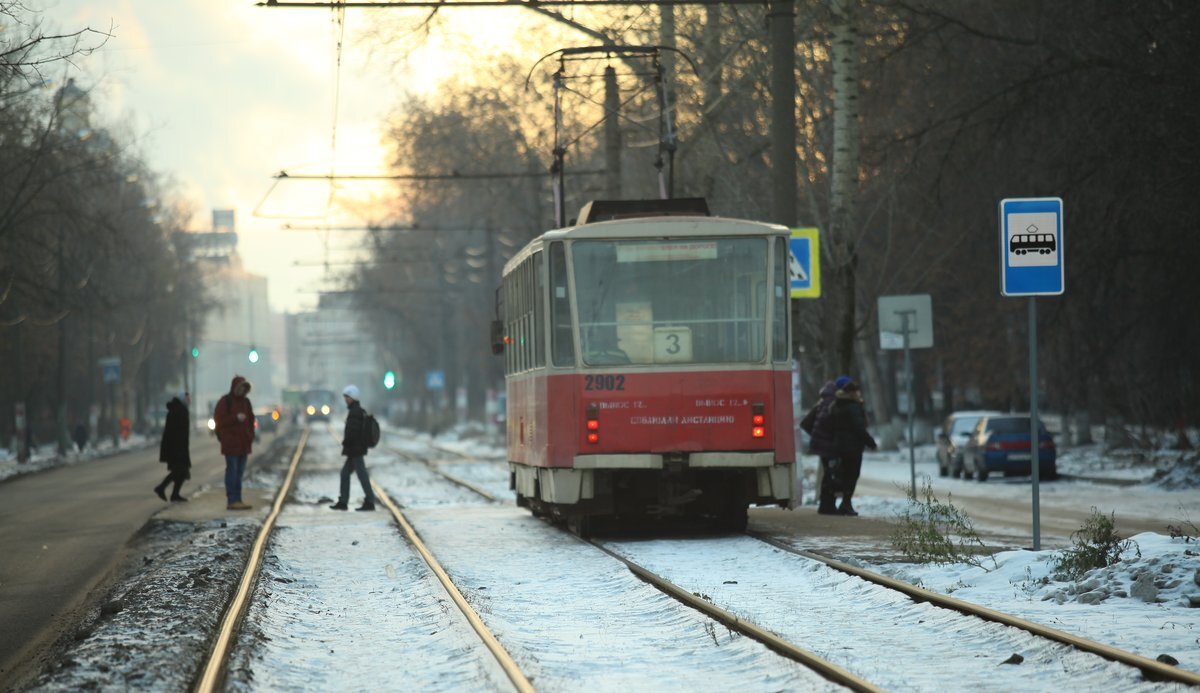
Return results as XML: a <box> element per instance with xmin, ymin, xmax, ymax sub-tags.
<box><xmin>363</xmin><ymin>412</ymin><xmax>381</xmax><ymax>448</ymax></box>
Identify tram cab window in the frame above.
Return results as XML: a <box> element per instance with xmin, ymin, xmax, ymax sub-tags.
<box><xmin>549</xmin><ymin>242</ymin><xmax>576</xmax><ymax>366</ymax></box>
<box><xmin>572</xmin><ymin>237</ymin><xmax>768</xmax><ymax>366</ymax></box>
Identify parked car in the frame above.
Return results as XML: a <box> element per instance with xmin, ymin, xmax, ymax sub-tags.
<box><xmin>936</xmin><ymin>410</ymin><xmax>1001</xmax><ymax>478</ymax></box>
<box><xmin>961</xmin><ymin>414</ymin><xmax>1057</xmax><ymax>482</ymax></box>
<box><xmin>255</xmin><ymin>406</ymin><xmax>281</xmax><ymax>435</ymax></box>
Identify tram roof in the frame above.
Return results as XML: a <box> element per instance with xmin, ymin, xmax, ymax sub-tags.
<box><xmin>503</xmin><ymin>215</ymin><xmax>789</xmax><ymax>275</ymax></box>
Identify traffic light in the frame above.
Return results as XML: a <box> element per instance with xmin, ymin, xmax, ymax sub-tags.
<box><xmin>248</xmin><ymin>346</ymin><xmax>260</xmax><ymax>364</ymax></box>
<box><xmin>191</xmin><ymin>347</ymin><xmax>199</xmax><ymax>359</ymax></box>
<box><xmin>383</xmin><ymin>370</ymin><xmax>396</xmax><ymax>390</ymax></box>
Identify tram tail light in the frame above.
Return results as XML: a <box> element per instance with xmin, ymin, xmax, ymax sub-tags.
<box><xmin>586</xmin><ymin>403</ymin><xmax>599</xmax><ymax>444</ymax></box>
<box><xmin>751</xmin><ymin>402</ymin><xmax>766</xmax><ymax>438</ymax></box>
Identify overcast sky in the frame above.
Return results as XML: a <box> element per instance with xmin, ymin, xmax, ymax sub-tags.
<box><xmin>34</xmin><ymin>0</ymin><xmax>463</xmax><ymax>314</ymax></box>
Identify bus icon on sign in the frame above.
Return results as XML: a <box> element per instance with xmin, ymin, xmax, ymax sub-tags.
<box><xmin>1006</xmin><ymin>214</ymin><xmax>1059</xmax><ymax>268</ymax></box>
<box><xmin>1010</xmin><ymin>225</ymin><xmax>1056</xmax><ymax>256</ymax></box>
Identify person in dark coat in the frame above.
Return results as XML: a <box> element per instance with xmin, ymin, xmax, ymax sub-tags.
<box><xmin>330</xmin><ymin>384</ymin><xmax>376</xmax><ymax>512</ymax></box>
<box><xmin>72</xmin><ymin>422</ymin><xmax>88</xmax><ymax>453</ymax></box>
<box><xmin>830</xmin><ymin>379</ymin><xmax>878</xmax><ymax>516</ymax></box>
<box><xmin>155</xmin><ymin>391</ymin><xmax>192</xmax><ymax>502</ymax></box>
<box><xmin>801</xmin><ymin>378</ymin><xmax>842</xmax><ymax>515</ymax></box>
<box><xmin>213</xmin><ymin>375</ymin><xmax>255</xmax><ymax>510</ymax></box>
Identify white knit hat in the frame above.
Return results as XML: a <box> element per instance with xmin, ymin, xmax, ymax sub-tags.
<box><xmin>342</xmin><ymin>384</ymin><xmax>360</xmax><ymax>401</ymax></box>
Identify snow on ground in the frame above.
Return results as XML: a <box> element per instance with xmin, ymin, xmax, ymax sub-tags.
<box><xmin>605</xmin><ymin>535</ymin><xmax>1185</xmax><ymax>691</ymax></box>
<box><xmin>226</xmin><ymin>438</ymin><xmax>513</xmax><ymax>691</ymax></box>
<box><xmin>879</xmin><ymin>533</ymin><xmax>1200</xmax><ymax>674</ymax></box>
<box><xmin>0</xmin><ymin>434</ymin><xmax>152</xmax><ymax>482</ymax></box>
<box><xmin>14</xmin><ymin>424</ymin><xmax>1200</xmax><ymax>688</ymax></box>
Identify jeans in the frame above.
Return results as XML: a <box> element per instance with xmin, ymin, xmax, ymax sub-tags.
<box><xmin>225</xmin><ymin>455</ymin><xmax>248</xmax><ymax>503</ymax></box>
<box><xmin>339</xmin><ymin>456</ymin><xmax>375</xmax><ymax>505</ymax></box>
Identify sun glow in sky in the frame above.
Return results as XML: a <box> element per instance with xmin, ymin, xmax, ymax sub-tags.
<box><xmin>33</xmin><ymin>0</ymin><xmax>544</xmax><ymax>313</ymax></box>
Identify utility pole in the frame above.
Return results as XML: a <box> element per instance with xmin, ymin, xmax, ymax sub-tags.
<box><xmin>768</xmin><ymin>0</ymin><xmax>797</xmax><ymax>228</ymax></box>
<box><xmin>604</xmin><ymin>65</ymin><xmax>621</xmax><ymax>200</ymax></box>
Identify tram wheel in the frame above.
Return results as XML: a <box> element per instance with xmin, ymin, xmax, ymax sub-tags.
<box><xmin>719</xmin><ymin>501</ymin><xmax>749</xmax><ymax>532</ymax></box>
<box><xmin>567</xmin><ymin>512</ymin><xmax>593</xmax><ymax>538</ymax></box>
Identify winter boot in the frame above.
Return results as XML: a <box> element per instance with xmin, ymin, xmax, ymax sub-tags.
<box><xmin>838</xmin><ymin>500</ymin><xmax>859</xmax><ymax>516</ymax></box>
<box><xmin>329</xmin><ymin>502</ymin><xmax>348</xmax><ymax>511</ymax></box>
<box><xmin>356</xmin><ymin>502</ymin><xmax>376</xmax><ymax>512</ymax></box>
<box><xmin>154</xmin><ymin>485</ymin><xmax>167</xmax><ymax>501</ymax></box>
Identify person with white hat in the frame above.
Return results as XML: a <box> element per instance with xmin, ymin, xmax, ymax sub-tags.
<box><xmin>330</xmin><ymin>384</ymin><xmax>376</xmax><ymax>511</ymax></box>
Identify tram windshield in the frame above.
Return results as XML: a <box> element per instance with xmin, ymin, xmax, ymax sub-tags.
<box><xmin>572</xmin><ymin>237</ymin><xmax>769</xmax><ymax>365</ymax></box>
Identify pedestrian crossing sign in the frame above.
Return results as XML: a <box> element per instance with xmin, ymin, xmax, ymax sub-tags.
<box><xmin>789</xmin><ymin>228</ymin><xmax>820</xmax><ymax>298</ymax></box>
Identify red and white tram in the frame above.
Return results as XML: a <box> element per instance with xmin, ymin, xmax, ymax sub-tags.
<box><xmin>494</xmin><ymin>200</ymin><xmax>795</xmax><ymax>535</ymax></box>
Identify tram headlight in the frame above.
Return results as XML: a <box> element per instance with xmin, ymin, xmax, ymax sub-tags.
<box><xmin>320</xmin><ymin>404</ymin><xmax>331</xmax><ymax>415</ymax></box>
<box><xmin>306</xmin><ymin>405</ymin><xmax>316</xmax><ymax>416</ymax></box>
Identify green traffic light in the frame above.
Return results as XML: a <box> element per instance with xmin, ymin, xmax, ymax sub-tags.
<box><xmin>383</xmin><ymin>370</ymin><xmax>396</xmax><ymax>390</ymax></box>
<box><xmin>191</xmin><ymin>347</ymin><xmax>199</xmax><ymax>359</ymax></box>
<box><xmin>248</xmin><ymin>347</ymin><xmax>260</xmax><ymax>364</ymax></box>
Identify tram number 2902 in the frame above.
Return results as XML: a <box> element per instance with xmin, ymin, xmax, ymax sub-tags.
<box><xmin>584</xmin><ymin>374</ymin><xmax>625</xmax><ymax>391</ymax></box>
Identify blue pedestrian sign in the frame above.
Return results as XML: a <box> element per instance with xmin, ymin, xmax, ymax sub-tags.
<box><xmin>99</xmin><ymin>356</ymin><xmax>121</xmax><ymax>385</ymax></box>
<box><xmin>1000</xmin><ymin>197</ymin><xmax>1064</xmax><ymax>296</ymax></box>
<box><xmin>788</xmin><ymin>227</ymin><xmax>821</xmax><ymax>298</ymax></box>
<box><xmin>426</xmin><ymin>370</ymin><xmax>445</xmax><ymax>391</ymax></box>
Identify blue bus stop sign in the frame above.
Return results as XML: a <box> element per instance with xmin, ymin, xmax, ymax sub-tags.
<box><xmin>1000</xmin><ymin>197</ymin><xmax>1064</xmax><ymax>296</ymax></box>
<box><xmin>426</xmin><ymin>370</ymin><xmax>445</xmax><ymax>391</ymax></box>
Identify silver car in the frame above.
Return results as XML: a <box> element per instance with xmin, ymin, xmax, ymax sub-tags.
<box><xmin>936</xmin><ymin>410</ymin><xmax>1001</xmax><ymax>478</ymax></box>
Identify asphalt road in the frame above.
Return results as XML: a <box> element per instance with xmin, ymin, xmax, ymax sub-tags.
<box><xmin>0</xmin><ymin>433</ymin><xmax>228</xmax><ymax>683</ymax></box>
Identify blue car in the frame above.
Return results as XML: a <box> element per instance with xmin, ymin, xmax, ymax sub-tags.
<box><xmin>962</xmin><ymin>414</ymin><xmax>1057</xmax><ymax>482</ymax></box>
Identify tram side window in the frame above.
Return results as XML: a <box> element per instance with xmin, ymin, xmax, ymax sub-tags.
<box><xmin>772</xmin><ymin>236</ymin><xmax>789</xmax><ymax>362</ymax></box>
<box><xmin>503</xmin><ymin>255</ymin><xmax>544</xmax><ymax>373</ymax></box>
<box><xmin>549</xmin><ymin>242</ymin><xmax>576</xmax><ymax>366</ymax></box>
<box><xmin>534</xmin><ymin>252</ymin><xmax>545</xmax><ymax>368</ymax></box>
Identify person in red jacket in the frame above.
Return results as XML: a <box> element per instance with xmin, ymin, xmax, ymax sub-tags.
<box><xmin>213</xmin><ymin>375</ymin><xmax>255</xmax><ymax>510</ymax></box>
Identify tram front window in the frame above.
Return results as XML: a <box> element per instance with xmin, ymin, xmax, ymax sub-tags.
<box><xmin>573</xmin><ymin>238</ymin><xmax>769</xmax><ymax>365</ymax></box>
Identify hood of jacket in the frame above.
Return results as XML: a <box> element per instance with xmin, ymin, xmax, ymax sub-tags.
<box><xmin>166</xmin><ymin>398</ymin><xmax>187</xmax><ymax>414</ymax></box>
<box><xmin>229</xmin><ymin>375</ymin><xmax>252</xmax><ymax>397</ymax></box>
<box><xmin>818</xmin><ymin>380</ymin><xmax>837</xmax><ymax>400</ymax></box>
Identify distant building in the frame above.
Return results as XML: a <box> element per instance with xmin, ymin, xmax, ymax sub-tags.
<box><xmin>287</xmin><ymin>293</ymin><xmax>380</xmax><ymax>402</ymax></box>
<box><xmin>185</xmin><ymin>210</ymin><xmax>280</xmax><ymax>412</ymax></box>
<box><xmin>53</xmin><ymin>78</ymin><xmax>91</xmax><ymax>137</ymax></box>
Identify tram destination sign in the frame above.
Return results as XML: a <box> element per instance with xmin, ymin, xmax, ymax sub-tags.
<box><xmin>999</xmin><ymin>197</ymin><xmax>1064</xmax><ymax>296</ymax></box>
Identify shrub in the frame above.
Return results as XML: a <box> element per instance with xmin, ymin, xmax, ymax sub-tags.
<box><xmin>890</xmin><ymin>480</ymin><xmax>996</xmax><ymax>569</ymax></box>
<box><xmin>1051</xmin><ymin>508</ymin><xmax>1140</xmax><ymax>581</ymax></box>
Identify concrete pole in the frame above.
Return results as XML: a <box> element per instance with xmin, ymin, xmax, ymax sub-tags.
<box><xmin>768</xmin><ymin>0</ymin><xmax>797</xmax><ymax>227</ymax></box>
<box><xmin>604</xmin><ymin>66</ymin><xmax>622</xmax><ymax>200</ymax></box>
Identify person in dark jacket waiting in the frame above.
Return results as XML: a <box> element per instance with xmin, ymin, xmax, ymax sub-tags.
<box><xmin>330</xmin><ymin>385</ymin><xmax>376</xmax><ymax>512</ymax></box>
<box><xmin>155</xmin><ymin>391</ymin><xmax>192</xmax><ymax>502</ymax></box>
<box><xmin>801</xmin><ymin>378</ymin><xmax>843</xmax><ymax>515</ymax></box>
<box><xmin>830</xmin><ymin>378</ymin><xmax>878</xmax><ymax>516</ymax></box>
<box><xmin>214</xmin><ymin>375</ymin><xmax>255</xmax><ymax>510</ymax></box>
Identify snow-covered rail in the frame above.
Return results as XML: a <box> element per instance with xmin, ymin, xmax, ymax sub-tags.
<box><xmin>750</xmin><ymin>533</ymin><xmax>1200</xmax><ymax>687</ymax></box>
<box><xmin>407</xmin><ymin>442</ymin><xmax>1199</xmax><ymax>689</ymax></box>
<box><xmin>200</xmin><ymin>429</ymin><xmax>530</xmax><ymax>685</ymax></box>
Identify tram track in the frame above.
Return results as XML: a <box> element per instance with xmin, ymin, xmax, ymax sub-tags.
<box><xmin>201</xmin><ymin>429</ymin><xmax>1199</xmax><ymax>689</ymax></box>
<box><xmin>417</xmin><ymin>444</ymin><xmax>1200</xmax><ymax>689</ymax></box>
<box><xmin>195</xmin><ymin>428</ymin><xmax>533</xmax><ymax>692</ymax></box>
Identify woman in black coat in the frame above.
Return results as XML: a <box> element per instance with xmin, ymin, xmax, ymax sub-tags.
<box><xmin>831</xmin><ymin>380</ymin><xmax>877</xmax><ymax>516</ymax></box>
<box><xmin>156</xmin><ymin>392</ymin><xmax>192</xmax><ymax>502</ymax></box>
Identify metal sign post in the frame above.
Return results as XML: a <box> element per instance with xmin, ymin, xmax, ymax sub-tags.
<box><xmin>879</xmin><ymin>294</ymin><xmax>934</xmax><ymax>500</ymax></box>
<box><xmin>999</xmin><ymin>197</ymin><xmax>1064</xmax><ymax>551</ymax></box>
